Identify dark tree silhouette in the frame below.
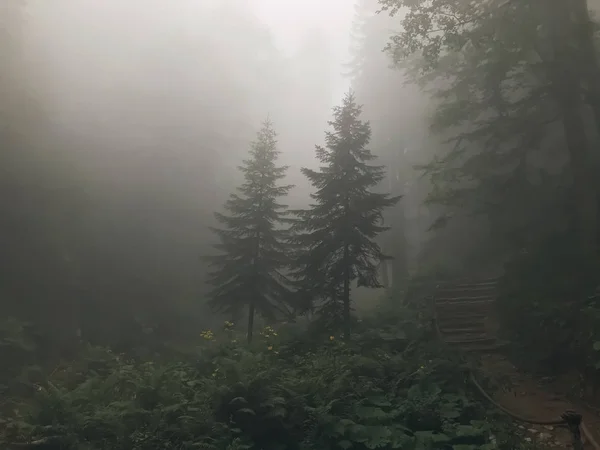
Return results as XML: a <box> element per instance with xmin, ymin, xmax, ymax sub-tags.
<box><xmin>291</xmin><ymin>91</ymin><xmax>401</xmax><ymax>339</ymax></box>
<box><xmin>206</xmin><ymin>119</ymin><xmax>294</xmax><ymax>343</ymax></box>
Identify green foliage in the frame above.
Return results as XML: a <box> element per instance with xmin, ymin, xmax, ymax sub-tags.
<box><xmin>378</xmin><ymin>0</ymin><xmax>600</xmax><ymax>268</ymax></box>
<box><xmin>497</xmin><ymin>232</ymin><xmax>600</xmax><ymax>370</ymax></box>
<box><xmin>290</xmin><ymin>91</ymin><xmax>401</xmax><ymax>335</ymax></box>
<box><xmin>379</xmin><ymin>0</ymin><xmax>567</xmax><ymax>246</ymax></box>
<box><xmin>0</xmin><ymin>317</ymin><xmax>36</xmax><ymax>355</ymax></box>
<box><xmin>0</xmin><ymin>317</ymin><xmax>39</xmax><ymax>402</ymax></box>
<box><xmin>1</xmin><ymin>0</ymin><xmax>313</xmax><ymax>353</ymax></box>
<box><xmin>376</xmin><ymin>0</ymin><xmax>600</xmax><ymax>402</ymax></box>
<box><xmin>348</xmin><ymin>0</ymin><xmax>413</xmax><ymax>288</ymax></box>
<box><xmin>206</xmin><ymin>119</ymin><xmax>295</xmax><ymax>339</ymax></box>
<box><xmin>1</xmin><ymin>309</ymin><xmax>516</xmax><ymax>450</ymax></box>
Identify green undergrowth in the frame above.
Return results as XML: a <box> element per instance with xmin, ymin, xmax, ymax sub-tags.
<box><xmin>1</xmin><ymin>305</ymin><xmax>527</xmax><ymax>450</ymax></box>
<box><xmin>497</xmin><ymin>233</ymin><xmax>600</xmax><ymax>375</ymax></box>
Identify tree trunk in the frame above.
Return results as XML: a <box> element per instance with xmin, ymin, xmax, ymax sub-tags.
<box><xmin>249</xmin><ymin>216</ymin><xmax>261</xmax><ymax>343</ymax></box>
<box><xmin>561</xmin><ymin>106</ymin><xmax>596</xmax><ymax>254</ymax></box>
<box><xmin>231</xmin><ymin>309</ymin><xmax>241</xmax><ymax>325</ymax></box>
<box><xmin>380</xmin><ymin>259</ymin><xmax>389</xmax><ymax>288</ymax></box>
<box><xmin>247</xmin><ymin>302</ymin><xmax>255</xmax><ymax>344</ymax></box>
<box><xmin>548</xmin><ymin>0</ymin><xmax>598</xmax><ymax>256</ymax></box>
<box><xmin>572</xmin><ymin>0</ymin><xmax>600</xmax><ymax>143</ymax></box>
<box><xmin>387</xmin><ymin>164</ymin><xmax>407</xmax><ymax>289</ymax></box>
<box><xmin>343</xmin><ymin>243</ymin><xmax>351</xmax><ymax>341</ymax></box>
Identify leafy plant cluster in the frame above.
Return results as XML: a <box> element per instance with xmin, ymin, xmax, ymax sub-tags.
<box><xmin>496</xmin><ymin>232</ymin><xmax>600</xmax><ymax>375</ymax></box>
<box><xmin>0</xmin><ymin>307</ymin><xmax>519</xmax><ymax>450</ymax></box>
<box><xmin>0</xmin><ymin>318</ymin><xmax>41</xmax><ymax>404</ymax></box>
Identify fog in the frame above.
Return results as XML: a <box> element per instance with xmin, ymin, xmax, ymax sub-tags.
<box><xmin>25</xmin><ymin>0</ymin><xmax>355</xmax><ymax>201</ymax></box>
<box><xmin>6</xmin><ymin>0</ymin><xmax>595</xmax><ymax>354</ymax></box>
<box><xmin>0</xmin><ymin>0</ymin><xmax>462</xmax><ymax>350</ymax></box>
<box><xmin>4</xmin><ymin>0</ymin><xmax>391</xmax><ymax>348</ymax></box>
<box><xmin>253</xmin><ymin>0</ymin><xmax>354</xmax><ymax>100</ymax></box>
<box><xmin>6</xmin><ymin>1</ymin><xmax>600</xmax><ymax>447</ymax></box>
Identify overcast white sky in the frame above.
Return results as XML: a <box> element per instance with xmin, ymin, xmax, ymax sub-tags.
<box><xmin>253</xmin><ymin>0</ymin><xmax>356</xmax><ymax>51</ymax></box>
<box><xmin>252</xmin><ymin>0</ymin><xmax>357</xmax><ymax>102</ymax></box>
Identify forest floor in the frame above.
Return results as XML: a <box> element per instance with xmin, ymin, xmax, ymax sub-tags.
<box><xmin>481</xmin><ymin>353</ymin><xmax>600</xmax><ymax>449</ymax></box>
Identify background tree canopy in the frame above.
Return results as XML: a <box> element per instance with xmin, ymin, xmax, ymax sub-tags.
<box><xmin>0</xmin><ymin>0</ymin><xmax>337</xmax><ymax>351</ymax></box>
<box><xmin>3</xmin><ymin>2</ymin><xmax>600</xmax><ymax>442</ymax></box>
<box><xmin>4</xmin><ymin>0</ymin><xmax>600</xmax><ymax>449</ymax></box>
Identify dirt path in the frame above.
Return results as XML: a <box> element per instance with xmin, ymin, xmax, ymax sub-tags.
<box><xmin>480</xmin><ymin>354</ymin><xmax>600</xmax><ymax>449</ymax></box>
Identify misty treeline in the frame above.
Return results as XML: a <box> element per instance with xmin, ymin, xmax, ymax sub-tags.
<box><xmin>4</xmin><ymin>0</ymin><xmax>600</xmax><ymax>448</ymax></box>
<box><xmin>0</xmin><ymin>0</ymin><xmax>404</xmax><ymax>354</ymax></box>
<box><xmin>206</xmin><ymin>96</ymin><xmax>399</xmax><ymax>343</ymax></box>
<box><xmin>0</xmin><ymin>0</ymin><xmax>337</xmax><ymax>355</ymax></box>
<box><xmin>355</xmin><ymin>0</ymin><xmax>600</xmax><ymax>371</ymax></box>
<box><xmin>3</xmin><ymin>0</ymin><xmax>600</xmax><ymax>372</ymax></box>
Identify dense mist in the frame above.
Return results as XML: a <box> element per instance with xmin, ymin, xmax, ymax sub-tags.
<box><xmin>6</xmin><ymin>1</ymin><xmax>600</xmax><ymax>448</ymax></box>
<box><xmin>2</xmin><ymin>0</ymin><xmax>358</xmax><ymax>349</ymax></box>
<box><xmin>4</xmin><ymin>0</ymin><xmax>600</xmax><ymax>360</ymax></box>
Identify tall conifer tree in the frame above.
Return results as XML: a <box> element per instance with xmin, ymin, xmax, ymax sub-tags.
<box><xmin>291</xmin><ymin>92</ymin><xmax>401</xmax><ymax>339</ymax></box>
<box><xmin>206</xmin><ymin>119</ymin><xmax>294</xmax><ymax>343</ymax></box>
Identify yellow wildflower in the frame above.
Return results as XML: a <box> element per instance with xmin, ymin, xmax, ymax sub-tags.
<box><xmin>267</xmin><ymin>345</ymin><xmax>273</xmax><ymax>351</ymax></box>
<box><xmin>200</xmin><ymin>330</ymin><xmax>214</xmax><ymax>340</ymax></box>
<box><xmin>329</xmin><ymin>335</ymin><xmax>335</xmax><ymax>341</ymax></box>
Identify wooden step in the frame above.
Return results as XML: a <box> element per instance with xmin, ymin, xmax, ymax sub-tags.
<box><xmin>437</xmin><ymin>284</ymin><xmax>497</xmax><ymax>294</ymax></box>
<box><xmin>434</xmin><ymin>278</ymin><xmax>502</xmax><ymax>351</ymax></box>
<box><xmin>446</xmin><ymin>336</ymin><xmax>497</xmax><ymax>345</ymax></box>
<box><xmin>436</xmin><ymin>299</ymin><xmax>494</xmax><ymax>307</ymax></box>
<box><xmin>446</xmin><ymin>333</ymin><xmax>490</xmax><ymax>342</ymax></box>
<box><xmin>439</xmin><ymin>325</ymin><xmax>486</xmax><ymax>334</ymax></box>
<box><xmin>437</xmin><ymin>310</ymin><xmax>488</xmax><ymax>318</ymax></box>
<box><xmin>437</xmin><ymin>309</ymin><xmax>490</xmax><ymax>328</ymax></box>
<box><xmin>460</xmin><ymin>340</ymin><xmax>509</xmax><ymax>353</ymax></box>
<box><xmin>437</xmin><ymin>316</ymin><xmax>487</xmax><ymax>327</ymax></box>
<box><xmin>436</xmin><ymin>297</ymin><xmax>495</xmax><ymax>305</ymax></box>
<box><xmin>437</xmin><ymin>289</ymin><xmax>496</xmax><ymax>299</ymax></box>
<box><xmin>438</xmin><ymin>280</ymin><xmax>499</xmax><ymax>290</ymax></box>
<box><xmin>436</xmin><ymin>302</ymin><xmax>494</xmax><ymax>313</ymax></box>
<box><xmin>440</xmin><ymin>326</ymin><xmax>487</xmax><ymax>335</ymax></box>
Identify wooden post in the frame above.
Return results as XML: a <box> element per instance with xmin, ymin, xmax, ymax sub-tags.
<box><xmin>562</xmin><ymin>411</ymin><xmax>584</xmax><ymax>450</ymax></box>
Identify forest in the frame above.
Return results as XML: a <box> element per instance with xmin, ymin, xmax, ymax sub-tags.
<box><xmin>2</xmin><ymin>0</ymin><xmax>600</xmax><ymax>448</ymax></box>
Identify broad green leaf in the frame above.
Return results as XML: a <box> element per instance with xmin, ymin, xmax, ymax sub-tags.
<box><xmin>367</xmin><ymin>396</ymin><xmax>391</xmax><ymax>407</ymax></box>
<box><xmin>355</xmin><ymin>406</ymin><xmax>388</xmax><ymax>420</ymax></box>
<box><xmin>229</xmin><ymin>397</ymin><xmax>248</xmax><ymax>405</ymax></box>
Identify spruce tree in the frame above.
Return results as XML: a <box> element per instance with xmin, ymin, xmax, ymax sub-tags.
<box><xmin>379</xmin><ymin>0</ymin><xmax>599</xmax><ymax>257</ymax></box>
<box><xmin>291</xmin><ymin>91</ymin><xmax>401</xmax><ymax>339</ymax></box>
<box><xmin>206</xmin><ymin>119</ymin><xmax>294</xmax><ymax>343</ymax></box>
<box><xmin>348</xmin><ymin>0</ymin><xmax>413</xmax><ymax>289</ymax></box>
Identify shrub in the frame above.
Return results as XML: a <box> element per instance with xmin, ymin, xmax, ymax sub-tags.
<box><xmin>2</xmin><ymin>308</ymin><xmax>512</xmax><ymax>450</ymax></box>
